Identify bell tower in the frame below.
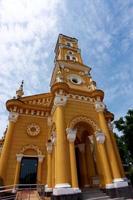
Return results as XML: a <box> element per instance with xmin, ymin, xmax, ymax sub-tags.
<box><xmin>51</xmin><ymin>34</ymin><xmax>97</xmax><ymax>95</ymax></box>
<box><xmin>54</xmin><ymin>34</ymin><xmax>83</xmax><ymax>63</ymax></box>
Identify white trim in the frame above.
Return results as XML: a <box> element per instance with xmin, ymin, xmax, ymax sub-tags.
<box><xmin>55</xmin><ymin>183</ymin><xmax>71</xmax><ymax>188</ymax></box>
<box><xmin>45</xmin><ymin>187</ymin><xmax>53</xmax><ymax>192</ymax></box>
<box><xmin>114</xmin><ymin>181</ymin><xmax>128</xmax><ymax>188</ymax></box>
<box><xmin>16</xmin><ymin>154</ymin><xmax>45</xmax><ymax>158</ymax></box>
<box><xmin>113</xmin><ymin>178</ymin><xmax>125</xmax><ymax>182</ymax></box>
<box><xmin>16</xmin><ymin>154</ymin><xmax>23</xmax><ymax>162</ymax></box>
<box><xmin>53</xmin><ymin>187</ymin><xmax>81</xmax><ymax>196</ymax></box>
<box><xmin>105</xmin><ymin>183</ymin><xmax>114</xmax><ymax>189</ymax></box>
<box><xmin>19</xmin><ymin>113</ymin><xmax>48</xmax><ymax>119</ymax></box>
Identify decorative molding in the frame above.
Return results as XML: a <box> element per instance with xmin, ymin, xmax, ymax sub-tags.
<box><xmin>47</xmin><ymin>116</ymin><xmax>53</xmax><ymax>127</ymax></box>
<box><xmin>9</xmin><ymin>112</ymin><xmax>19</xmax><ymax>122</ymax></box>
<box><xmin>26</xmin><ymin>97</ymin><xmax>52</xmax><ymax>106</ymax></box>
<box><xmin>79</xmin><ymin>71</ymin><xmax>85</xmax><ymax>76</ymax></box>
<box><xmin>68</xmin><ymin>115</ymin><xmax>99</xmax><ymax>131</ymax></box>
<box><xmin>64</xmin><ymin>68</ymin><xmax>69</xmax><ymax>72</ymax></box>
<box><xmin>16</xmin><ymin>154</ymin><xmax>23</xmax><ymax>162</ymax></box>
<box><xmin>46</xmin><ymin>140</ymin><xmax>53</xmax><ymax>154</ymax></box>
<box><xmin>88</xmin><ymin>83</ymin><xmax>96</xmax><ymax>92</ymax></box>
<box><xmin>38</xmin><ymin>155</ymin><xmax>44</xmax><ymax>163</ymax></box>
<box><xmin>56</xmin><ymin>70</ymin><xmax>64</xmax><ymax>83</ymax></box>
<box><xmin>95</xmin><ymin>100</ymin><xmax>105</xmax><ymax>112</ymax></box>
<box><xmin>66</xmin><ymin>128</ymin><xmax>77</xmax><ymax>142</ymax></box>
<box><xmin>27</xmin><ymin>123</ymin><xmax>40</xmax><ymax>136</ymax></box>
<box><xmin>67</xmin><ymin>94</ymin><xmax>95</xmax><ymax>104</ymax></box>
<box><xmin>88</xmin><ymin>135</ymin><xmax>94</xmax><ymax>144</ymax></box>
<box><xmin>54</xmin><ymin>94</ymin><xmax>67</xmax><ymax>107</ymax></box>
<box><xmin>20</xmin><ymin>144</ymin><xmax>42</xmax><ymax>155</ymax></box>
<box><xmin>95</xmin><ymin>131</ymin><xmax>105</xmax><ymax>144</ymax></box>
<box><xmin>108</xmin><ymin>121</ymin><xmax>114</xmax><ymax>131</ymax></box>
<box><xmin>8</xmin><ymin>106</ymin><xmax>50</xmax><ymax>118</ymax></box>
<box><xmin>51</xmin><ymin>131</ymin><xmax>56</xmax><ymax>145</ymax></box>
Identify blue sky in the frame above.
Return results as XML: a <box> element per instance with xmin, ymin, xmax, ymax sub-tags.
<box><xmin>0</xmin><ymin>0</ymin><xmax>133</xmax><ymax>137</ymax></box>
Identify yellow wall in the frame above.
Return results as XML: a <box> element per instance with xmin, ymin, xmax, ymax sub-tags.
<box><xmin>65</xmin><ymin>100</ymin><xmax>99</xmax><ymax>127</ymax></box>
<box><xmin>4</xmin><ymin>115</ymin><xmax>48</xmax><ymax>185</ymax></box>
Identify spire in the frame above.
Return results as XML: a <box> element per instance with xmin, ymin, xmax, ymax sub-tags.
<box><xmin>16</xmin><ymin>80</ymin><xmax>24</xmax><ymax>98</ymax></box>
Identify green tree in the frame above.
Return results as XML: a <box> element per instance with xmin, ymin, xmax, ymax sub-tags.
<box><xmin>114</xmin><ymin>109</ymin><xmax>133</xmax><ymax>164</ymax></box>
<box><xmin>114</xmin><ymin>109</ymin><xmax>133</xmax><ymax>184</ymax></box>
<box><xmin>114</xmin><ymin>133</ymin><xmax>131</xmax><ymax>165</ymax></box>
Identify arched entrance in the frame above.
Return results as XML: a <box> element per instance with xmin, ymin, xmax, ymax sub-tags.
<box><xmin>19</xmin><ymin>157</ymin><xmax>38</xmax><ymax>185</ymax></box>
<box><xmin>68</xmin><ymin>116</ymin><xmax>100</xmax><ymax>189</ymax></box>
<box><xmin>18</xmin><ymin>144</ymin><xmax>43</xmax><ymax>185</ymax></box>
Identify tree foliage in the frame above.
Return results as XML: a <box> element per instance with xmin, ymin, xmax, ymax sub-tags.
<box><xmin>114</xmin><ymin>109</ymin><xmax>133</xmax><ymax>165</ymax></box>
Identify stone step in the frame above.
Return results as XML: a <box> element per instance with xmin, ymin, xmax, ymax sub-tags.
<box><xmin>82</xmin><ymin>188</ymin><xmax>127</xmax><ymax>200</ymax></box>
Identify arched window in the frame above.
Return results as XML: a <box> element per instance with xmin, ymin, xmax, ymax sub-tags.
<box><xmin>66</xmin><ymin>55</ymin><xmax>70</xmax><ymax>60</ymax></box>
<box><xmin>68</xmin><ymin>51</ymin><xmax>73</xmax><ymax>55</ymax></box>
<box><xmin>66</xmin><ymin>42</ymin><xmax>72</xmax><ymax>47</ymax></box>
<box><xmin>72</xmin><ymin>56</ymin><xmax>76</xmax><ymax>61</ymax></box>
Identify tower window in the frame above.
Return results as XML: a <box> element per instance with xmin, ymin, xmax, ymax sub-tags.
<box><xmin>72</xmin><ymin>56</ymin><xmax>76</xmax><ymax>61</ymax></box>
<box><xmin>68</xmin><ymin>51</ymin><xmax>73</xmax><ymax>55</ymax></box>
<box><xmin>66</xmin><ymin>42</ymin><xmax>72</xmax><ymax>47</ymax></box>
<box><xmin>66</xmin><ymin>55</ymin><xmax>70</xmax><ymax>60</ymax></box>
<box><xmin>72</xmin><ymin>78</ymin><xmax>78</xmax><ymax>84</ymax></box>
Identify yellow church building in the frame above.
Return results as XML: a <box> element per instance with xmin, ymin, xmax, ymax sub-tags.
<box><xmin>0</xmin><ymin>34</ymin><xmax>132</xmax><ymax>199</ymax></box>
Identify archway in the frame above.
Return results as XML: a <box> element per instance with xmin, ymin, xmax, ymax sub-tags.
<box><xmin>19</xmin><ymin>144</ymin><xmax>43</xmax><ymax>185</ymax></box>
<box><xmin>68</xmin><ymin>116</ymin><xmax>100</xmax><ymax>188</ymax></box>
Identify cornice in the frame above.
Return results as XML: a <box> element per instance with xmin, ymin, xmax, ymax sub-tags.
<box><xmin>67</xmin><ymin>88</ymin><xmax>104</xmax><ymax>100</ymax></box>
<box><xmin>51</xmin><ymin>82</ymin><xmax>70</xmax><ymax>94</ymax></box>
<box><xmin>6</xmin><ymin>94</ymin><xmax>53</xmax><ymax>118</ymax></box>
<box><xmin>6</xmin><ymin>99</ymin><xmax>51</xmax><ymax>110</ymax></box>
<box><xmin>20</xmin><ymin>92</ymin><xmax>52</xmax><ymax>101</ymax></box>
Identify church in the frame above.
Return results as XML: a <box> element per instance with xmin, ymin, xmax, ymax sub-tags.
<box><xmin>0</xmin><ymin>34</ymin><xmax>132</xmax><ymax>199</ymax></box>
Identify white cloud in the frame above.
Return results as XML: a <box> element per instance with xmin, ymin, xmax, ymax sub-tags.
<box><xmin>0</xmin><ymin>0</ymin><xmax>65</xmax><ymax>137</ymax></box>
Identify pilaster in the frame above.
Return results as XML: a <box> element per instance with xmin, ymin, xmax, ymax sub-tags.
<box><xmin>14</xmin><ymin>154</ymin><xmax>23</xmax><ymax>186</ymax></box>
<box><xmin>0</xmin><ymin>112</ymin><xmax>19</xmax><ymax>182</ymax></box>
<box><xmin>53</xmin><ymin>94</ymin><xmax>70</xmax><ymax>189</ymax></box>
<box><xmin>37</xmin><ymin>155</ymin><xmax>44</xmax><ymax>184</ymax></box>
<box><xmin>108</xmin><ymin>121</ymin><xmax>125</xmax><ymax>178</ymax></box>
<box><xmin>95</xmin><ymin>100</ymin><xmax>128</xmax><ymax>188</ymax></box>
<box><xmin>46</xmin><ymin>140</ymin><xmax>53</xmax><ymax>192</ymax></box>
<box><xmin>95</xmin><ymin>131</ymin><xmax>113</xmax><ymax>187</ymax></box>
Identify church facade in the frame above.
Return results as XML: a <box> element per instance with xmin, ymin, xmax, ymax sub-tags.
<box><xmin>0</xmin><ymin>34</ymin><xmax>131</xmax><ymax>198</ymax></box>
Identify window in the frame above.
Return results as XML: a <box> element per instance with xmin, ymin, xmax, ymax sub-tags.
<box><xmin>71</xmin><ymin>78</ymin><xmax>78</xmax><ymax>84</ymax></box>
<box><xmin>72</xmin><ymin>56</ymin><xmax>76</xmax><ymax>61</ymax></box>
<box><xmin>66</xmin><ymin>42</ymin><xmax>72</xmax><ymax>47</ymax></box>
<box><xmin>66</xmin><ymin>55</ymin><xmax>70</xmax><ymax>60</ymax></box>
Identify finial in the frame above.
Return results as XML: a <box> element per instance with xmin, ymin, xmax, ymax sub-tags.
<box><xmin>16</xmin><ymin>80</ymin><xmax>24</xmax><ymax>98</ymax></box>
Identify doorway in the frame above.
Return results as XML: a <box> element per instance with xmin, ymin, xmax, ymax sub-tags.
<box><xmin>19</xmin><ymin>157</ymin><xmax>38</xmax><ymax>185</ymax></box>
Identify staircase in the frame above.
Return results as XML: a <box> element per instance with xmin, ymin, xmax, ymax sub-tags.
<box><xmin>82</xmin><ymin>188</ymin><xmax>129</xmax><ymax>200</ymax></box>
<box><xmin>16</xmin><ymin>190</ymin><xmax>41</xmax><ymax>200</ymax></box>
